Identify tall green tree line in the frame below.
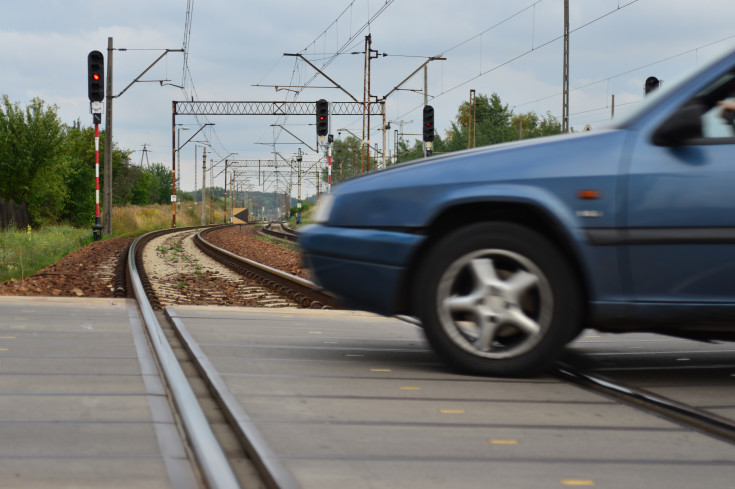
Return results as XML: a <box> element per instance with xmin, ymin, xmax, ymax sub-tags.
<box><xmin>0</xmin><ymin>95</ymin><xmax>174</xmax><ymax>227</ymax></box>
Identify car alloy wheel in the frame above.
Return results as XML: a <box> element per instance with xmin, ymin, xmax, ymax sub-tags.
<box><xmin>437</xmin><ymin>248</ymin><xmax>552</xmax><ymax>360</ymax></box>
<box><xmin>416</xmin><ymin>222</ymin><xmax>581</xmax><ymax>376</ymax></box>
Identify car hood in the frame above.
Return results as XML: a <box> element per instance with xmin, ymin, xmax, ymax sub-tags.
<box><xmin>325</xmin><ymin>129</ymin><xmax>628</xmax><ymax>228</ymax></box>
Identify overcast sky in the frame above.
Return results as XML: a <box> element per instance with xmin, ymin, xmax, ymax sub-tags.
<box><xmin>2</xmin><ymin>0</ymin><xmax>734</xmax><ymax>196</ymax></box>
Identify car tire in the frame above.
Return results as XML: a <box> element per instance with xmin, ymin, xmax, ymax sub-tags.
<box><xmin>415</xmin><ymin>222</ymin><xmax>582</xmax><ymax>377</ymax></box>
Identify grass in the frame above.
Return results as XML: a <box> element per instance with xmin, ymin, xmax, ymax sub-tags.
<box><xmin>0</xmin><ymin>226</ymin><xmax>91</xmax><ymax>282</ymax></box>
<box><xmin>112</xmin><ymin>203</ymin><xmax>207</xmax><ymax>236</ymax></box>
<box><xmin>0</xmin><ymin>202</ymin><xmax>224</xmax><ymax>283</ymax></box>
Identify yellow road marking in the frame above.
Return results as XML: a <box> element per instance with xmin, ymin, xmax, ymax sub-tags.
<box><xmin>307</xmin><ymin>331</ymin><xmax>323</xmax><ymax>335</ymax></box>
<box><xmin>439</xmin><ymin>409</ymin><xmax>465</xmax><ymax>414</ymax></box>
<box><xmin>560</xmin><ymin>480</ymin><xmax>595</xmax><ymax>486</ymax></box>
<box><xmin>399</xmin><ymin>387</ymin><xmax>421</xmax><ymax>390</ymax></box>
<box><xmin>489</xmin><ymin>439</ymin><xmax>518</xmax><ymax>445</ymax></box>
<box><xmin>370</xmin><ymin>368</ymin><xmax>392</xmax><ymax>372</ymax></box>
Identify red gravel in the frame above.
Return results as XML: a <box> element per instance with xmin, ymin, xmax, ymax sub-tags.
<box><xmin>0</xmin><ymin>225</ymin><xmax>307</xmax><ymax>298</ymax></box>
<box><xmin>205</xmin><ymin>225</ymin><xmax>309</xmax><ymax>279</ymax></box>
<box><xmin>0</xmin><ymin>236</ymin><xmax>134</xmax><ymax>297</ymax></box>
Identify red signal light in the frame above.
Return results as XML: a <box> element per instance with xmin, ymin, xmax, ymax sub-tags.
<box><xmin>92</xmin><ymin>73</ymin><xmax>101</xmax><ymax>81</ymax></box>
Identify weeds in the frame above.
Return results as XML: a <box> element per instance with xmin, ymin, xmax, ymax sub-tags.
<box><xmin>0</xmin><ymin>226</ymin><xmax>90</xmax><ymax>282</ymax></box>
<box><xmin>1</xmin><ymin>202</ymin><xmax>223</xmax><ymax>283</ymax></box>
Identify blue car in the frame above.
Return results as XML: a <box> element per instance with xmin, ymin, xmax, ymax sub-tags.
<box><xmin>300</xmin><ymin>48</ymin><xmax>735</xmax><ymax>377</ymax></box>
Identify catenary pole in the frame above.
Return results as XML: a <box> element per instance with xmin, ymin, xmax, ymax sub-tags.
<box><xmin>562</xmin><ymin>0</ymin><xmax>570</xmax><ymax>133</ymax></box>
<box><xmin>172</xmin><ymin>102</ymin><xmax>177</xmax><ymax>227</ymax></box>
<box><xmin>201</xmin><ymin>147</ymin><xmax>207</xmax><ymax>225</ymax></box>
<box><xmin>103</xmin><ymin>37</ymin><xmax>113</xmax><ymax>235</ymax></box>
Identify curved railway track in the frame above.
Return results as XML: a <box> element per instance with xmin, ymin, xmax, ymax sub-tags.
<box><xmin>115</xmin><ymin>224</ymin><xmax>339</xmax><ymax>311</ymax></box>
<box><xmin>123</xmin><ymin>226</ymin><xmax>306</xmax><ymax>488</ymax></box>
<box><xmin>112</xmin><ymin>224</ymin><xmax>735</xmax><ymax>488</ymax></box>
<box><xmin>260</xmin><ymin>221</ymin><xmax>299</xmax><ymax>243</ymax></box>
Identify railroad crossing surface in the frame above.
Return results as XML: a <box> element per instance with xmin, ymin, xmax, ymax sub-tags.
<box><xmin>2</xmin><ymin>296</ymin><xmax>735</xmax><ymax>488</ymax></box>
<box><xmin>0</xmin><ymin>296</ymin><xmax>198</xmax><ymax>489</ymax></box>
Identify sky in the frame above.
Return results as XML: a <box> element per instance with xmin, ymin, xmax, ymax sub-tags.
<box><xmin>2</xmin><ymin>0</ymin><xmax>735</xmax><ymax>199</ymax></box>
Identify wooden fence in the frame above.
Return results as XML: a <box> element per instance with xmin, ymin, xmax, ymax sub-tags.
<box><xmin>0</xmin><ymin>198</ymin><xmax>30</xmax><ymax>230</ymax></box>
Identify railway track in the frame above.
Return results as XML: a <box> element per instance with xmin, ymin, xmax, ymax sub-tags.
<box><xmin>553</xmin><ymin>363</ymin><xmax>735</xmax><ymax>444</ymax></box>
<box><xmin>123</xmin><ymin>226</ymin><xmax>307</xmax><ymax>488</ymax></box>
<box><xmin>260</xmin><ymin>221</ymin><xmax>299</xmax><ymax>243</ymax></box>
<box><xmin>112</xmin><ymin>224</ymin><xmax>735</xmax><ymax>488</ymax></box>
<box><xmin>116</xmin><ymin>225</ymin><xmax>339</xmax><ymax>311</ymax></box>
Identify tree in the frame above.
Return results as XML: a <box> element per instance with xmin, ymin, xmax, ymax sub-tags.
<box><xmin>0</xmin><ymin>96</ymin><xmax>65</xmax><ymax>224</ymax></box>
<box><xmin>326</xmin><ymin>136</ymin><xmax>378</xmax><ymax>184</ymax></box>
<box><xmin>59</xmin><ymin>121</ymin><xmax>96</xmax><ymax>226</ymax></box>
<box><xmin>149</xmin><ymin>163</ymin><xmax>173</xmax><ymax>204</ymax></box>
<box><xmin>510</xmin><ymin>111</ymin><xmax>563</xmax><ymax>140</ymax></box>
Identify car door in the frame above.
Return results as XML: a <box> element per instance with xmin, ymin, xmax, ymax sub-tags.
<box><xmin>625</xmin><ymin>79</ymin><xmax>735</xmax><ymax>305</ymax></box>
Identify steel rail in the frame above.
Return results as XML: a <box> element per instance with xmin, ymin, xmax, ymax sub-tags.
<box><xmin>553</xmin><ymin>363</ymin><xmax>735</xmax><ymax>444</ymax></box>
<box><xmin>261</xmin><ymin>221</ymin><xmax>299</xmax><ymax>243</ymax></box>
<box><xmin>196</xmin><ymin>227</ymin><xmax>341</xmax><ymax>309</ymax></box>
<box><xmin>128</xmin><ymin>231</ymin><xmax>241</xmax><ymax>489</ymax></box>
<box><xmin>167</xmin><ymin>308</ymin><xmax>301</xmax><ymax>489</ymax></box>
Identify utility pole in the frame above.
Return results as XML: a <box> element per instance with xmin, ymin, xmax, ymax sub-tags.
<box><xmin>171</xmin><ymin>103</ymin><xmax>176</xmax><ymax>227</ymax></box>
<box><xmin>201</xmin><ymin>147</ymin><xmax>206</xmax><ymax>225</ymax></box>
<box><xmin>94</xmin><ymin>39</ymin><xmax>185</xmax><ymax>231</ymax></box>
<box><xmin>296</xmin><ymin>149</ymin><xmax>302</xmax><ymax>224</ymax></box>
<box><xmin>562</xmin><ymin>0</ymin><xmax>570</xmax><ymax>133</ymax></box>
<box><xmin>611</xmin><ymin>94</ymin><xmax>615</xmax><ymax>120</ymax></box>
<box><xmin>224</xmin><ymin>159</ymin><xmax>228</xmax><ymax>224</ymax></box>
<box><xmin>468</xmin><ymin>89</ymin><xmax>476</xmax><ymax>149</ymax></box>
<box><xmin>362</xmin><ymin>35</ymin><xmax>370</xmax><ymax>174</ymax></box>
<box><xmin>103</xmin><ymin>37</ymin><xmax>113</xmax><ymax>236</ymax></box>
<box><xmin>381</xmin><ymin>104</ymin><xmax>387</xmax><ymax>169</ymax></box>
<box><xmin>140</xmin><ymin>144</ymin><xmax>151</xmax><ymax>167</ymax></box>
<box><xmin>194</xmin><ymin>145</ymin><xmax>197</xmax><ymax>216</ymax></box>
<box><xmin>424</xmin><ymin>65</ymin><xmax>428</xmax><ymax>106</ymax></box>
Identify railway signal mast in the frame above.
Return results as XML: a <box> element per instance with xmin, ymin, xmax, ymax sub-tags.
<box><xmin>423</xmin><ymin>105</ymin><xmax>434</xmax><ymax>157</ymax></box>
<box><xmin>316</xmin><ymin>99</ymin><xmax>333</xmax><ymax>193</ymax></box>
<box><xmin>88</xmin><ymin>50</ymin><xmax>105</xmax><ymax>241</ymax></box>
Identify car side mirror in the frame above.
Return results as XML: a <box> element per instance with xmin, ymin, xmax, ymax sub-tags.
<box><xmin>652</xmin><ymin>103</ymin><xmax>705</xmax><ymax>146</ymax></box>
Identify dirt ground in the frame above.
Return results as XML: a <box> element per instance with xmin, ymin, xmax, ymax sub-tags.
<box><xmin>0</xmin><ymin>226</ymin><xmax>307</xmax><ymax>299</ymax></box>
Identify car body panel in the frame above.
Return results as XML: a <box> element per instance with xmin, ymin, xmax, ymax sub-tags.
<box><xmin>300</xmin><ymin>48</ymin><xmax>735</xmax><ymax>337</ymax></box>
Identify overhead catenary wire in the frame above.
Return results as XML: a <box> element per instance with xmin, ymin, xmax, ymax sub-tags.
<box><xmin>392</xmin><ymin>0</ymin><xmax>641</xmax><ymax>122</ymax></box>
<box><xmin>514</xmin><ymin>32</ymin><xmax>735</xmax><ymax>111</ymax></box>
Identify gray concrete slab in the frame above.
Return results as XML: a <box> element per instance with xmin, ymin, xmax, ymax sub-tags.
<box><xmin>0</xmin><ymin>297</ymin><xmax>198</xmax><ymax>488</ymax></box>
<box><xmin>283</xmin><ymin>459</ymin><xmax>735</xmax><ymax>489</ymax></box>
<box><xmin>172</xmin><ymin>305</ymin><xmax>735</xmax><ymax>489</ymax></box>
<box><xmin>257</xmin><ymin>422</ymin><xmax>730</xmax><ymax>462</ymax></box>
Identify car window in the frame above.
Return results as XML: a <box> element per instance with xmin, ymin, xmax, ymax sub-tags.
<box><xmin>691</xmin><ymin>70</ymin><xmax>735</xmax><ymax>141</ymax></box>
<box><xmin>701</xmin><ymin>98</ymin><xmax>735</xmax><ymax>138</ymax></box>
